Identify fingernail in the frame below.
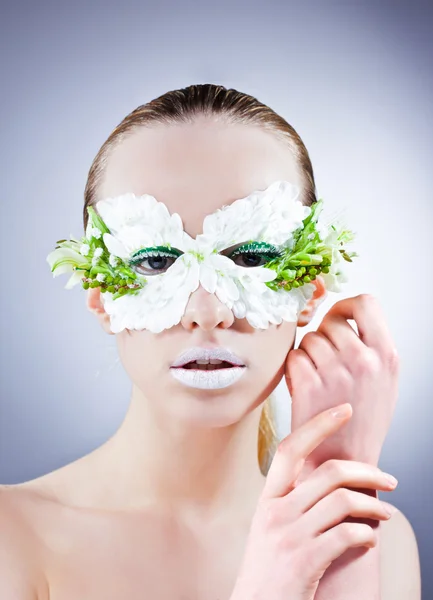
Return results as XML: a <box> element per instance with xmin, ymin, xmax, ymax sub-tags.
<box><xmin>331</xmin><ymin>403</ymin><xmax>351</xmax><ymax>418</ymax></box>
<box><xmin>383</xmin><ymin>473</ymin><xmax>398</xmax><ymax>487</ymax></box>
<box><xmin>382</xmin><ymin>502</ymin><xmax>398</xmax><ymax>516</ymax></box>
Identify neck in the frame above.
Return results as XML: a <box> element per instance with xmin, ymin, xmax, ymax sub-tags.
<box><xmin>86</xmin><ymin>384</ymin><xmax>268</xmax><ymax>523</ymax></box>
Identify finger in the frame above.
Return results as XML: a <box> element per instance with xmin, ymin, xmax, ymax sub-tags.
<box><xmin>285</xmin><ymin>460</ymin><xmax>398</xmax><ymax>517</ymax></box>
<box><xmin>296</xmin><ymin>489</ymin><xmax>391</xmax><ymax>539</ymax></box>
<box><xmin>298</xmin><ymin>331</ymin><xmax>339</xmax><ymax>373</ymax></box>
<box><xmin>285</xmin><ymin>347</ymin><xmax>321</xmax><ymax>384</ymax></box>
<box><xmin>306</xmin><ymin>522</ymin><xmax>377</xmax><ymax>577</ymax></box>
<box><xmin>324</xmin><ymin>295</ymin><xmax>395</xmax><ymax>357</ymax></box>
<box><xmin>262</xmin><ymin>403</ymin><xmax>353</xmax><ymax>500</ymax></box>
<box><xmin>317</xmin><ymin>312</ymin><xmax>386</xmax><ymax>378</ymax></box>
<box><xmin>285</xmin><ymin>347</ymin><xmax>321</xmax><ymax>396</ymax></box>
<box><xmin>318</xmin><ymin>314</ymin><xmax>365</xmax><ymax>359</ymax></box>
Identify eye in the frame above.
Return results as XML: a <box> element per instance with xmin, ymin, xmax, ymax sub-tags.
<box><xmin>232</xmin><ymin>253</ymin><xmax>268</xmax><ymax>268</ymax></box>
<box><xmin>227</xmin><ymin>242</ymin><xmax>282</xmax><ymax>268</ymax></box>
<box><xmin>128</xmin><ymin>246</ymin><xmax>183</xmax><ymax>276</ymax></box>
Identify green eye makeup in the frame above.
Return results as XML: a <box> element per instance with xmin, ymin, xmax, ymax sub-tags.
<box><xmin>227</xmin><ymin>241</ymin><xmax>283</xmax><ymax>268</ymax></box>
<box><xmin>129</xmin><ymin>246</ymin><xmax>184</xmax><ymax>275</ymax></box>
<box><xmin>129</xmin><ymin>241</ymin><xmax>284</xmax><ymax>274</ymax></box>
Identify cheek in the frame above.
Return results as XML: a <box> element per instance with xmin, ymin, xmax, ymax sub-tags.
<box><xmin>247</xmin><ymin>323</ymin><xmax>297</xmax><ymax>379</ymax></box>
<box><xmin>253</xmin><ymin>321</ymin><xmax>296</xmax><ymax>358</ymax></box>
<box><xmin>115</xmin><ymin>330</ymin><xmax>165</xmax><ymax>388</ymax></box>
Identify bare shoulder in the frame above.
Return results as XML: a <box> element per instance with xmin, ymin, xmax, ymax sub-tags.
<box><xmin>0</xmin><ymin>484</ymin><xmax>51</xmax><ymax>599</ymax></box>
<box><xmin>380</xmin><ymin>501</ymin><xmax>421</xmax><ymax>600</ymax></box>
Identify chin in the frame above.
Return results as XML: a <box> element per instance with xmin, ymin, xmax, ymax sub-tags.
<box><xmin>161</xmin><ymin>377</ymin><xmax>266</xmax><ymax>426</ymax></box>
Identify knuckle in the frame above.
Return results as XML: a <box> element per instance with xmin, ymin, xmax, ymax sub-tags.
<box><xmin>276</xmin><ymin>437</ymin><xmax>296</xmax><ymax>461</ymax></box>
<box><xmin>286</xmin><ymin>348</ymin><xmax>302</xmax><ymax>366</ymax></box>
<box><xmin>384</xmin><ymin>346</ymin><xmax>400</xmax><ymax>372</ymax></box>
<box><xmin>352</xmin><ymin>348</ymin><xmax>380</xmax><ymax>375</ymax></box>
<box><xmin>335</xmin><ymin>487</ymin><xmax>353</xmax><ymax>510</ymax></box>
<box><xmin>302</xmin><ymin>380</ymin><xmax>322</xmax><ymax>397</ymax></box>
<box><xmin>261</xmin><ymin>499</ymin><xmax>284</xmax><ymax>528</ymax></box>
<box><xmin>307</xmin><ymin>376</ymin><xmax>323</xmax><ymax>394</ymax></box>
<box><xmin>348</xmin><ymin>343</ymin><xmax>366</xmax><ymax>363</ymax></box>
<box><xmin>334</xmin><ymin>366</ymin><xmax>353</xmax><ymax>389</ymax></box>
<box><xmin>301</xmin><ymin>331</ymin><xmax>313</xmax><ymax>342</ymax></box>
<box><xmin>301</xmin><ymin>331</ymin><xmax>319</xmax><ymax>346</ymax></box>
<box><xmin>337</xmin><ymin>521</ymin><xmax>360</xmax><ymax>543</ymax></box>
<box><xmin>357</xmin><ymin>293</ymin><xmax>378</xmax><ymax>305</ymax></box>
<box><xmin>322</xmin><ymin>458</ymin><xmax>346</xmax><ymax>479</ymax></box>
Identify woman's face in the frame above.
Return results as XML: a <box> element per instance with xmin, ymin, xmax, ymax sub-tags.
<box><xmin>87</xmin><ymin>116</ymin><xmax>325</xmax><ymax>426</ymax></box>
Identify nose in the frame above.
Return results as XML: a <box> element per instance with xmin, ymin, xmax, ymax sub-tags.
<box><xmin>180</xmin><ymin>284</ymin><xmax>235</xmax><ymax>330</ymax></box>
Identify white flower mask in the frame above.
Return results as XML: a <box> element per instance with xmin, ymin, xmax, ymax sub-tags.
<box><xmin>47</xmin><ymin>180</ymin><xmax>358</xmax><ymax>334</ymax></box>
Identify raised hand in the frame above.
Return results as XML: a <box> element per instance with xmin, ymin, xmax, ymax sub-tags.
<box><xmin>286</xmin><ymin>293</ymin><xmax>400</xmax><ymax>476</ymax></box>
<box><xmin>230</xmin><ymin>403</ymin><xmax>398</xmax><ymax>600</ymax></box>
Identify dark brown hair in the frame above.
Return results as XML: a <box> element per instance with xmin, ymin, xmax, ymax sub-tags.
<box><xmin>83</xmin><ymin>83</ymin><xmax>318</xmax><ymax>475</ymax></box>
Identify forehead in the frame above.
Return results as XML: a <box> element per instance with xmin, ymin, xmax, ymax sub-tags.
<box><xmin>97</xmin><ymin>116</ymin><xmax>302</xmax><ymax>237</ymax></box>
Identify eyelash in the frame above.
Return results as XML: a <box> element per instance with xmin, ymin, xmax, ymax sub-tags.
<box><xmin>129</xmin><ymin>246</ymin><xmax>182</xmax><ymax>275</ymax></box>
<box><xmin>128</xmin><ymin>242</ymin><xmax>282</xmax><ymax>275</ymax></box>
<box><xmin>228</xmin><ymin>242</ymin><xmax>282</xmax><ymax>268</ymax></box>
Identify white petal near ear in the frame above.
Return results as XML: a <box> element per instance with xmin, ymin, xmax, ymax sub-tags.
<box><xmin>65</xmin><ymin>270</ymin><xmax>85</xmax><ymax>289</ymax></box>
<box><xmin>47</xmin><ymin>247</ymin><xmax>87</xmax><ymax>275</ymax></box>
<box><xmin>49</xmin><ymin>261</ymin><xmax>74</xmax><ymax>276</ymax></box>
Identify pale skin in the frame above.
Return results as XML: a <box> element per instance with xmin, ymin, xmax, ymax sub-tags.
<box><xmin>0</xmin><ymin>116</ymin><xmax>421</xmax><ymax>599</ymax></box>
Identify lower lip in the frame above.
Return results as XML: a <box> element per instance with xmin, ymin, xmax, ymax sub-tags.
<box><xmin>169</xmin><ymin>365</ymin><xmax>247</xmax><ymax>389</ymax></box>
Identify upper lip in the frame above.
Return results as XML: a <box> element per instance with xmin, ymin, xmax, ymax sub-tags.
<box><xmin>170</xmin><ymin>346</ymin><xmax>246</xmax><ymax>368</ymax></box>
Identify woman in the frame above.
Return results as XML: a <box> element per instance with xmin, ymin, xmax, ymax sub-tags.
<box><xmin>0</xmin><ymin>84</ymin><xmax>420</xmax><ymax>599</ymax></box>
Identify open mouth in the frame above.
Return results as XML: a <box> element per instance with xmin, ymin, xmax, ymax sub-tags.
<box><xmin>174</xmin><ymin>360</ymin><xmax>243</xmax><ymax>370</ymax></box>
<box><xmin>170</xmin><ymin>358</ymin><xmax>247</xmax><ymax>389</ymax></box>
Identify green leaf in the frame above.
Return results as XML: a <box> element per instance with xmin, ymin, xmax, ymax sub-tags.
<box><xmin>87</xmin><ymin>206</ymin><xmax>111</xmax><ymax>235</ymax></box>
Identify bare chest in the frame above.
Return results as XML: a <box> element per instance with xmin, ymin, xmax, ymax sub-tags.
<box><xmin>39</xmin><ymin>507</ymin><xmax>247</xmax><ymax>600</ymax></box>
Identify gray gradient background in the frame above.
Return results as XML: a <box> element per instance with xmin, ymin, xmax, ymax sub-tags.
<box><xmin>0</xmin><ymin>0</ymin><xmax>432</xmax><ymax>596</ymax></box>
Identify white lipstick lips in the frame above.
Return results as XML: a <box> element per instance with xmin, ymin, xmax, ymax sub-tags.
<box><xmin>170</xmin><ymin>346</ymin><xmax>246</xmax><ymax>368</ymax></box>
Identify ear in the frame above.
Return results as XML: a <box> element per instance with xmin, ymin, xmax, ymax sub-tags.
<box><xmin>86</xmin><ymin>287</ymin><xmax>114</xmax><ymax>335</ymax></box>
<box><xmin>297</xmin><ymin>275</ymin><xmax>327</xmax><ymax>327</ymax></box>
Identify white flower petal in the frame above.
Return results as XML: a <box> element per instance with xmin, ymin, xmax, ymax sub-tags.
<box><xmin>109</xmin><ymin>253</ymin><xmax>120</xmax><ymax>267</ymax></box>
<box><xmin>199</xmin><ymin>262</ymin><xmax>218</xmax><ymax>294</ymax></box>
<box><xmin>245</xmin><ymin>310</ymin><xmax>267</xmax><ymax>329</ymax></box>
<box><xmin>241</xmin><ymin>265</ymin><xmax>278</xmax><ymax>283</ymax></box>
<box><xmin>197</xmin><ymin>180</ymin><xmax>309</xmax><ymax>252</ymax></box>
<box><xmin>50</xmin><ymin>263</ymin><xmax>74</xmax><ymax>276</ymax></box>
<box><xmin>102</xmin><ymin>233</ymin><xmax>130</xmax><ymax>259</ymax></box>
<box><xmin>232</xmin><ymin>300</ymin><xmax>247</xmax><ymax>319</ymax></box>
<box><xmin>117</xmin><ymin>224</ymin><xmax>164</xmax><ymax>253</ymax></box>
<box><xmin>96</xmin><ymin>193</ymin><xmax>157</xmax><ymax>232</ymax></box>
<box><xmin>215</xmin><ymin>274</ymin><xmax>240</xmax><ymax>305</ymax></box>
<box><xmin>65</xmin><ymin>270</ymin><xmax>85</xmax><ymax>289</ymax></box>
<box><xmin>101</xmin><ymin>253</ymin><xmax>200</xmax><ymax>333</ymax></box>
<box><xmin>47</xmin><ymin>247</ymin><xmax>87</xmax><ymax>275</ymax></box>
